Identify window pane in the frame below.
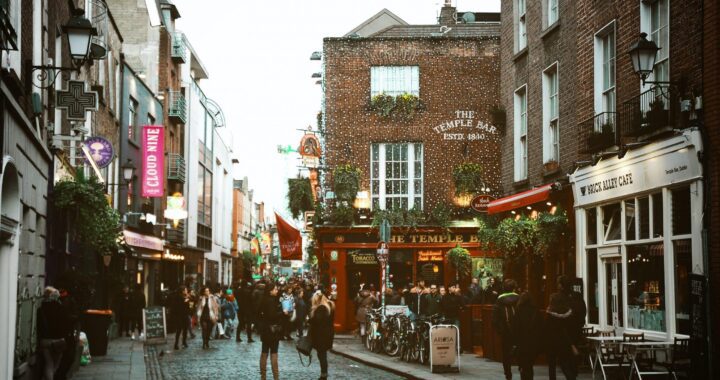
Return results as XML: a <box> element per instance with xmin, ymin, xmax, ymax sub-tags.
<box><xmin>627</xmin><ymin>244</ymin><xmax>666</xmax><ymax>332</ymax></box>
<box><xmin>372</xmin><ymin>161</ymin><xmax>379</xmax><ymax>178</ymax></box>
<box><xmin>586</xmin><ymin>208</ymin><xmax>597</xmax><ymax>245</ymax></box>
<box><xmin>672</xmin><ymin>187</ymin><xmax>691</xmax><ymax>235</ymax></box>
<box><xmin>371</xmin><ymin>180</ymin><xmax>379</xmax><ymax>195</ymax></box>
<box><xmin>652</xmin><ymin>193</ymin><xmax>664</xmax><ymax>238</ymax></box>
<box><xmin>587</xmin><ymin>248</ymin><xmax>599</xmax><ymax>324</ymax></box>
<box><xmin>372</xmin><ymin>144</ymin><xmax>379</xmax><ymax>161</ymax></box>
<box><xmin>638</xmin><ymin>197</ymin><xmax>650</xmax><ymax>239</ymax></box>
<box><xmin>602</xmin><ymin>203</ymin><xmax>621</xmax><ymax>241</ymax></box>
<box><xmin>625</xmin><ymin>199</ymin><xmax>636</xmax><ymax>240</ymax></box>
<box><xmin>674</xmin><ymin>239</ymin><xmax>692</xmax><ymax>335</ymax></box>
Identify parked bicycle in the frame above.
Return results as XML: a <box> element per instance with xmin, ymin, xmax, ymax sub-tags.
<box><xmin>364</xmin><ymin>307</ymin><xmax>383</xmax><ymax>353</ymax></box>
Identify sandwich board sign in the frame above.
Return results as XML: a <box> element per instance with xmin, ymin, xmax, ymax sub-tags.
<box><xmin>142</xmin><ymin>306</ymin><xmax>167</xmax><ymax>344</ymax></box>
<box><xmin>430</xmin><ymin>324</ymin><xmax>460</xmax><ymax>373</ymax></box>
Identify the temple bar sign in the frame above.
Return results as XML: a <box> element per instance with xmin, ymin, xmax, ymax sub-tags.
<box><xmin>432</xmin><ymin>110</ymin><xmax>497</xmax><ymax>141</ymax></box>
<box><xmin>390</xmin><ymin>234</ymin><xmax>479</xmax><ymax>244</ymax></box>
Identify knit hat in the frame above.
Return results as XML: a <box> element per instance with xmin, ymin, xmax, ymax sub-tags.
<box><xmin>226</xmin><ymin>289</ymin><xmax>233</xmax><ymax>295</ymax></box>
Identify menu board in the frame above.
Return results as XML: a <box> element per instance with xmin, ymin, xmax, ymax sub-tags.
<box><xmin>430</xmin><ymin>325</ymin><xmax>460</xmax><ymax>373</ymax></box>
<box><xmin>143</xmin><ymin>306</ymin><xmax>167</xmax><ymax>344</ymax></box>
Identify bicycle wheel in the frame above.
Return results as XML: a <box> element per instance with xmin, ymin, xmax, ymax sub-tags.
<box><xmin>364</xmin><ymin>327</ymin><xmax>372</xmax><ymax>351</ymax></box>
<box><xmin>408</xmin><ymin>331</ymin><xmax>420</xmax><ymax>362</ymax></box>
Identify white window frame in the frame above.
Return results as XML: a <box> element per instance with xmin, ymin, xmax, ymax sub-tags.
<box><xmin>2</xmin><ymin>0</ymin><xmax>22</xmax><ymax>73</ymax></box>
<box><xmin>543</xmin><ymin>62</ymin><xmax>560</xmax><ymax>163</ymax></box>
<box><xmin>640</xmin><ymin>0</ymin><xmax>670</xmax><ymax>93</ymax></box>
<box><xmin>514</xmin><ymin>85</ymin><xmax>528</xmax><ymax>182</ymax></box>
<box><xmin>370</xmin><ymin>143</ymin><xmax>423</xmax><ymax>211</ymax></box>
<box><xmin>370</xmin><ymin>66</ymin><xmax>419</xmax><ymax>97</ymax></box>
<box><xmin>545</xmin><ymin>0</ymin><xmax>559</xmax><ymax>27</ymax></box>
<box><xmin>515</xmin><ymin>0</ymin><xmax>527</xmax><ymax>52</ymax></box>
<box><xmin>594</xmin><ymin>21</ymin><xmax>617</xmax><ymax>117</ymax></box>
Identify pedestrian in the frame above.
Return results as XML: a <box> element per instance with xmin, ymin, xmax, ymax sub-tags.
<box><xmin>492</xmin><ymin>279</ymin><xmax>519</xmax><ymax>380</ymax></box>
<box><xmin>258</xmin><ymin>283</ymin><xmax>283</xmax><ymax>380</ymax></box>
<box><xmin>354</xmin><ymin>285</ymin><xmax>377</xmax><ymax>342</ymax></box>
<box><xmin>235</xmin><ymin>282</ymin><xmax>253</xmax><ymax>342</ymax></box>
<box><xmin>465</xmin><ymin>277</ymin><xmax>482</xmax><ymax>304</ymax></box>
<box><xmin>37</xmin><ymin>286</ymin><xmax>69</xmax><ymax>380</ymax></box>
<box><xmin>187</xmin><ymin>289</ymin><xmax>197</xmax><ymax>339</ymax></box>
<box><xmin>280</xmin><ymin>285</ymin><xmax>296</xmax><ymax>340</ymax></box>
<box><xmin>545</xmin><ymin>275</ymin><xmax>582</xmax><ymax>380</ymax></box>
<box><xmin>55</xmin><ymin>288</ymin><xmax>79</xmax><ymax>380</ymax></box>
<box><xmin>387</xmin><ymin>288</ymin><xmax>403</xmax><ymax>306</ymax></box>
<box><xmin>171</xmin><ymin>286</ymin><xmax>191</xmax><ymax>350</ymax></box>
<box><xmin>309</xmin><ymin>290</ymin><xmax>335</xmax><ymax>380</ymax></box>
<box><xmin>196</xmin><ymin>287</ymin><xmax>220</xmax><ymax>349</ymax></box>
<box><xmin>221</xmin><ymin>289</ymin><xmax>238</xmax><ymax>339</ymax></box>
<box><xmin>440</xmin><ymin>285</ymin><xmax>464</xmax><ymax>327</ymax></box>
<box><xmin>115</xmin><ymin>286</ymin><xmax>131</xmax><ymax>337</ymax></box>
<box><xmin>421</xmin><ymin>284</ymin><xmax>441</xmax><ymax>316</ymax></box>
<box><xmin>512</xmin><ymin>292</ymin><xmax>543</xmax><ymax>380</ymax></box>
<box><xmin>129</xmin><ymin>285</ymin><xmax>146</xmax><ymax>340</ymax></box>
<box><xmin>294</xmin><ymin>288</ymin><xmax>308</xmax><ymax>338</ymax></box>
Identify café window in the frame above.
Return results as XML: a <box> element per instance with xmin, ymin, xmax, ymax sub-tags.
<box><xmin>586</xmin><ymin>207</ymin><xmax>597</xmax><ymax>245</ymax></box>
<box><xmin>370</xmin><ymin>143</ymin><xmax>423</xmax><ymax>211</ymax></box>
<box><xmin>673</xmin><ymin>239</ymin><xmax>691</xmax><ymax>335</ymax></box>
<box><xmin>587</xmin><ymin>248</ymin><xmax>599</xmax><ymax>324</ymax></box>
<box><xmin>626</xmin><ymin>244</ymin><xmax>666</xmax><ymax>332</ymax></box>
<box><xmin>672</xmin><ymin>186</ymin><xmax>691</xmax><ymax>236</ymax></box>
<box><xmin>602</xmin><ymin>203</ymin><xmax>621</xmax><ymax>242</ymax></box>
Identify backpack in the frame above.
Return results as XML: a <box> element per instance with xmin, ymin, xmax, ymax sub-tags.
<box><xmin>222</xmin><ymin>300</ymin><xmax>236</xmax><ymax>320</ymax></box>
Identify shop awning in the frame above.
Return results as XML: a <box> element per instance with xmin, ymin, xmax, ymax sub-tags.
<box><xmin>488</xmin><ymin>184</ymin><xmax>554</xmax><ymax>214</ymax></box>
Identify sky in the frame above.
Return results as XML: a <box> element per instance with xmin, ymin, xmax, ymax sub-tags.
<box><xmin>173</xmin><ymin>0</ymin><xmax>500</xmax><ymax>218</ymax></box>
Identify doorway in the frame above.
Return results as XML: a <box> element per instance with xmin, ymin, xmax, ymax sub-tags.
<box><xmin>0</xmin><ymin>160</ymin><xmax>21</xmax><ymax>380</ymax></box>
<box><xmin>603</xmin><ymin>258</ymin><xmax>624</xmax><ymax>328</ymax></box>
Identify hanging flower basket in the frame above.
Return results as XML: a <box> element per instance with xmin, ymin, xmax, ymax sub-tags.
<box><xmin>287</xmin><ymin>177</ymin><xmax>314</xmax><ymax>219</ymax></box>
<box><xmin>452</xmin><ymin>162</ymin><xmax>484</xmax><ymax>196</ymax></box>
<box><xmin>447</xmin><ymin>244</ymin><xmax>472</xmax><ymax>281</ymax></box>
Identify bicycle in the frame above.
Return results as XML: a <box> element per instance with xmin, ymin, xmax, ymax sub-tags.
<box><xmin>382</xmin><ymin>313</ymin><xmax>402</xmax><ymax>357</ymax></box>
<box><xmin>364</xmin><ymin>308</ymin><xmax>383</xmax><ymax>353</ymax></box>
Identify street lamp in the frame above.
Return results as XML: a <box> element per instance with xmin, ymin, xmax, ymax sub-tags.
<box><xmin>121</xmin><ymin>159</ymin><xmax>136</xmax><ymax>184</ymax></box>
<box><xmin>628</xmin><ymin>32</ymin><xmax>666</xmax><ymax>86</ymax></box>
<box><xmin>30</xmin><ymin>9</ymin><xmax>97</xmax><ymax>89</ymax></box>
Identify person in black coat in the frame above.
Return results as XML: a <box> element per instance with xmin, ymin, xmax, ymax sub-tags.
<box><xmin>512</xmin><ymin>292</ymin><xmax>544</xmax><ymax>380</ymax></box>
<box><xmin>37</xmin><ymin>286</ymin><xmax>70</xmax><ymax>380</ymax></box>
<box><xmin>309</xmin><ymin>291</ymin><xmax>335</xmax><ymax>380</ymax></box>
<box><xmin>493</xmin><ymin>279</ymin><xmax>520</xmax><ymax>380</ymax></box>
<box><xmin>171</xmin><ymin>286</ymin><xmax>191</xmax><ymax>350</ymax></box>
<box><xmin>129</xmin><ymin>285</ymin><xmax>146</xmax><ymax>339</ymax></box>
<box><xmin>257</xmin><ymin>283</ymin><xmax>282</xmax><ymax>380</ymax></box>
<box><xmin>115</xmin><ymin>286</ymin><xmax>132</xmax><ymax>337</ymax></box>
<box><xmin>235</xmin><ymin>281</ymin><xmax>255</xmax><ymax>342</ymax></box>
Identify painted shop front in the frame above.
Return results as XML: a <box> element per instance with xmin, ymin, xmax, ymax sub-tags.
<box><xmin>570</xmin><ymin>130</ymin><xmax>704</xmax><ymax>339</ymax></box>
<box><xmin>315</xmin><ymin>226</ymin><xmax>500</xmax><ymax>332</ymax></box>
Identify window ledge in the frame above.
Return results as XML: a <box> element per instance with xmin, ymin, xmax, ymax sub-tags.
<box><xmin>513</xmin><ymin>179</ymin><xmax>529</xmax><ymax>188</ymax></box>
<box><xmin>542</xmin><ymin>167</ymin><xmax>562</xmax><ymax>178</ymax></box>
<box><xmin>513</xmin><ymin>47</ymin><xmax>528</xmax><ymax>62</ymax></box>
<box><xmin>541</xmin><ymin>20</ymin><xmax>561</xmax><ymax>40</ymax></box>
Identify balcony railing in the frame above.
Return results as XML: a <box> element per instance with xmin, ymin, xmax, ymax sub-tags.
<box><xmin>0</xmin><ymin>0</ymin><xmax>18</xmax><ymax>50</ymax></box>
<box><xmin>171</xmin><ymin>32</ymin><xmax>187</xmax><ymax>63</ymax></box>
<box><xmin>166</xmin><ymin>220</ymin><xmax>185</xmax><ymax>245</ymax></box>
<box><xmin>168</xmin><ymin>90</ymin><xmax>187</xmax><ymax>124</ymax></box>
<box><xmin>578</xmin><ymin>112</ymin><xmax>618</xmax><ymax>154</ymax></box>
<box><xmin>167</xmin><ymin>153</ymin><xmax>186</xmax><ymax>183</ymax></box>
<box><xmin>620</xmin><ymin>86</ymin><xmax>678</xmax><ymax>139</ymax></box>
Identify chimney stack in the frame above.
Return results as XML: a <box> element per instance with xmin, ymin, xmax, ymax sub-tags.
<box><xmin>439</xmin><ymin>1</ymin><xmax>456</xmax><ymax>26</ymax></box>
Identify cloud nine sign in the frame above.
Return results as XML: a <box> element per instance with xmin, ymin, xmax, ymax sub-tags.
<box><xmin>142</xmin><ymin>125</ymin><xmax>165</xmax><ymax>197</ymax></box>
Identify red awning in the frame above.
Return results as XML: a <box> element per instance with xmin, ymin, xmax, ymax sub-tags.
<box><xmin>488</xmin><ymin>184</ymin><xmax>554</xmax><ymax>214</ymax></box>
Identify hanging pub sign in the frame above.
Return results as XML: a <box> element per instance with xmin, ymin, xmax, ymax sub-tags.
<box><xmin>298</xmin><ymin>133</ymin><xmax>322</xmax><ymax>168</ymax></box>
<box><xmin>470</xmin><ymin>194</ymin><xmax>495</xmax><ymax>213</ymax></box>
<box><xmin>83</xmin><ymin>137</ymin><xmax>114</xmax><ymax>168</ymax></box>
<box><xmin>141</xmin><ymin>125</ymin><xmax>165</xmax><ymax>197</ymax></box>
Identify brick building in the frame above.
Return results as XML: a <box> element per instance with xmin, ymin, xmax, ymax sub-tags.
<box><xmin>315</xmin><ymin>3</ymin><xmax>501</xmax><ymax>332</ymax></box>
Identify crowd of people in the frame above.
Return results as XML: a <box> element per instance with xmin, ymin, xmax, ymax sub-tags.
<box><xmin>165</xmin><ymin>275</ymin><xmax>334</xmax><ymax>380</ymax></box>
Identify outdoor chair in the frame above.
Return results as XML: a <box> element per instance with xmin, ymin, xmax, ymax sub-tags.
<box><xmin>579</xmin><ymin>326</ymin><xmax>595</xmax><ymax>369</ymax></box>
<box><xmin>659</xmin><ymin>337</ymin><xmax>691</xmax><ymax>380</ymax></box>
<box><xmin>623</xmin><ymin>331</ymin><xmax>654</xmax><ymax>373</ymax></box>
<box><xmin>595</xmin><ymin>327</ymin><xmax>627</xmax><ymax>379</ymax></box>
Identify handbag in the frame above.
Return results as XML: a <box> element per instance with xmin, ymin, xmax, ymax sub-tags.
<box><xmin>296</xmin><ymin>335</ymin><xmax>313</xmax><ymax>367</ymax></box>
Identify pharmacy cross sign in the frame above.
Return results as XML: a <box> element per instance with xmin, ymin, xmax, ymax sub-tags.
<box><xmin>56</xmin><ymin>80</ymin><xmax>98</xmax><ymax>121</ymax></box>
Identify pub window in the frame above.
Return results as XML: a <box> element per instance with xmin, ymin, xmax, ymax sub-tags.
<box><xmin>370</xmin><ymin>66</ymin><xmax>419</xmax><ymax>97</ymax></box>
<box><xmin>370</xmin><ymin>143</ymin><xmax>423</xmax><ymax>211</ymax></box>
<box><xmin>639</xmin><ymin>196</ymin><xmax>650</xmax><ymax>239</ymax></box>
<box><xmin>625</xmin><ymin>199</ymin><xmax>636</xmax><ymax>241</ymax></box>
<box><xmin>128</xmin><ymin>97</ymin><xmax>138</xmax><ymax>141</ymax></box>
<box><xmin>652</xmin><ymin>192</ymin><xmax>664</xmax><ymax>238</ymax></box>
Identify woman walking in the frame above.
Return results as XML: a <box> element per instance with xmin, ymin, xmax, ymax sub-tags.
<box><xmin>196</xmin><ymin>287</ymin><xmax>220</xmax><ymax>349</ymax></box>
<box><xmin>258</xmin><ymin>283</ymin><xmax>283</xmax><ymax>380</ymax></box>
<box><xmin>354</xmin><ymin>286</ymin><xmax>376</xmax><ymax>342</ymax></box>
<box><xmin>37</xmin><ymin>286</ymin><xmax>70</xmax><ymax>380</ymax></box>
<box><xmin>309</xmin><ymin>290</ymin><xmax>335</xmax><ymax>380</ymax></box>
<box><xmin>512</xmin><ymin>292</ymin><xmax>543</xmax><ymax>380</ymax></box>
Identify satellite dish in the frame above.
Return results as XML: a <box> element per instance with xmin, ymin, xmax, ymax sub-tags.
<box><xmin>462</xmin><ymin>12</ymin><xmax>476</xmax><ymax>23</ymax></box>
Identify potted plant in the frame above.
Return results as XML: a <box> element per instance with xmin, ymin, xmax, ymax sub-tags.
<box><xmin>393</xmin><ymin>93</ymin><xmax>421</xmax><ymax>120</ymax></box>
<box><xmin>647</xmin><ymin>98</ymin><xmax>668</xmax><ymax>131</ymax></box>
<box><xmin>370</xmin><ymin>93</ymin><xmax>396</xmax><ymax>118</ymax></box>
<box><xmin>452</xmin><ymin>162</ymin><xmax>484</xmax><ymax>196</ymax></box>
<box><xmin>588</xmin><ymin>123</ymin><xmax>615</xmax><ymax>150</ymax></box>
<box><xmin>629</xmin><ymin>108</ymin><xmax>648</xmax><ymax>136</ymax></box>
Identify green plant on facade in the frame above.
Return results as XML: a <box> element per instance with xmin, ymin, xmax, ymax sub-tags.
<box><xmin>369</xmin><ymin>92</ymin><xmax>421</xmax><ymax>120</ymax></box>
<box><xmin>429</xmin><ymin>203</ymin><xmax>452</xmax><ymax>231</ymax></box>
<box><xmin>477</xmin><ymin>210</ymin><xmax>569</xmax><ymax>260</ymax></box>
<box><xmin>328</xmin><ymin>203</ymin><xmax>356</xmax><ymax>225</ymax></box>
<box><xmin>52</xmin><ymin>173</ymin><xmax>121</xmax><ymax>257</ymax></box>
<box><xmin>371</xmin><ymin>207</ymin><xmax>426</xmax><ymax>230</ymax></box>
<box><xmin>447</xmin><ymin>244</ymin><xmax>472</xmax><ymax>281</ymax></box>
<box><xmin>287</xmin><ymin>177</ymin><xmax>314</xmax><ymax>219</ymax></box>
<box><xmin>332</xmin><ymin>164</ymin><xmax>361</xmax><ymax>202</ymax></box>
<box><xmin>452</xmin><ymin>162</ymin><xmax>484</xmax><ymax>196</ymax></box>
<box><xmin>312</xmin><ymin>201</ymin><xmax>325</xmax><ymax>227</ymax></box>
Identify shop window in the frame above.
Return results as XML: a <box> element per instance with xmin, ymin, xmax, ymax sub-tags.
<box><xmin>673</xmin><ymin>239</ymin><xmax>691</xmax><ymax>335</ymax></box>
<box><xmin>370</xmin><ymin>66</ymin><xmax>419</xmax><ymax>97</ymax></box>
<box><xmin>627</xmin><ymin>244</ymin><xmax>666</xmax><ymax>332</ymax></box>
<box><xmin>587</xmin><ymin>248</ymin><xmax>599</xmax><ymax>324</ymax></box>
<box><xmin>639</xmin><ymin>196</ymin><xmax>650</xmax><ymax>239</ymax></box>
<box><xmin>672</xmin><ymin>186</ymin><xmax>691</xmax><ymax>236</ymax></box>
<box><xmin>652</xmin><ymin>193</ymin><xmax>664</xmax><ymax>238</ymax></box>
<box><xmin>586</xmin><ymin>207</ymin><xmax>597</xmax><ymax>245</ymax></box>
<box><xmin>602</xmin><ymin>203</ymin><xmax>621</xmax><ymax>242</ymax></box>
<box><xmin>625</xmin><ymin>199</ymin><xmax>636</xmax><ymax>240</ymax></box>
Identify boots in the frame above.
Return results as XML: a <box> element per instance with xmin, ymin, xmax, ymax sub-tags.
<box><xmin>260</xmin><ymin>353</ymin><xmax>268</xmax><ymax>380</ymax></box>
<box><xmin>271</xmin><ymin>353</ymin><xmax>279</xmax><ymax>380</ymax></box>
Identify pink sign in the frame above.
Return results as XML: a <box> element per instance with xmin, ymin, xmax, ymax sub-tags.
<box><xmin>142</xmin><ymin>125</ymin><xmax>165</xmax><ymax>197</ymax></box>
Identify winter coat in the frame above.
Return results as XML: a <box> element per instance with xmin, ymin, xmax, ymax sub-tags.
<box><xmin>512</xmin><ymin>299</ymin><xmax>544</xmax><ymax>360</ymax></box>
<box><xmin>492</xmin><ymin>292</ymin><xmax>519</xmax><ymax>338</ymax></box>
<box><xmin>37</xmin><ymin>300</ymin><xmax>70</xmax><ymax>340</ymax></box>
<box><xmin>309</xmin><ymin>304</ymin><xmax>335</xmax><ymax>352</ymax></box>
<box><xmin>545</xmin><ymin>291</ymin><xmax>574</xmax><ymax>352</ymax></box>
<box><xmin>294</xmin><ymin>296</ymin><xmax>308</xmax><ymax>323</ymax></box>
<box><xmin>238</xmin><ymin>286</ymin><xmax>253</xmax><ymax>317</ymax></box>
<box><xmin>170</xmin><ymin>292</ymin><xmax>192</xmax><ymax>326</ymax></box>
<box><xmin>440</xmin><ymin>293</ymin><xmax>464</xmax><ymax>320</ymax></box>
<box><xmin>130</xmin><ymin>291</ymin><xmax>146</xmax><ymax>318</ymax></box>
<box><xmin>421</xmin><ymin>293</ymin><xmax>442</xmax><ymax>316</ymax></box>
<box><xmin>257</xmin><ymin>295</ymin><xmax>284</xmax><ymax>343</ymax></box>
<box><xmin>196</xmin><ymin>295</ymin><xmax>220</xmax><ymax>324</ymax></box>
<box><xmin>354</xmin><ymin>291</ymin><xmax>377</xmax><ymax>323</ymax></box>
<box><xmin>251</xmin><ymin>286</ymin><xmax>265</xmax><ymax>320</ymax></box>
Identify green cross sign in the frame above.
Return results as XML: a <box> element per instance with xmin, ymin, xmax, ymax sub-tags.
<box><xmin>56</xmin><ymin>80</ymin><xmax>98</xmax><ymax>121</ymax></box>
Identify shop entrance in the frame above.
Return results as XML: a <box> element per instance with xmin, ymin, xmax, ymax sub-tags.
<box><xmin>347</xmin><ymin>250</ymin><xmax>380</xmax><ymax>297</ymax></box>
<box><xmin>417</xmin><ymin>262</ymin><xmax>444</xmax><ymax>286</ymax></box>
<box><xmin>603</xmin><ymin>257</ymin><xmax>624</xmax><ymax>328</ymax></box>
<box><xmin>389</xmin><ymin>250</ymin><xmax>413</xmax><ymax>289</ymax></box>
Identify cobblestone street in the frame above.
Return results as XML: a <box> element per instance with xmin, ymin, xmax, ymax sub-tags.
<box><xmin>156</xmin><ymin>334</ymin><xmax>405</xmax><ymax>380</ymax></box>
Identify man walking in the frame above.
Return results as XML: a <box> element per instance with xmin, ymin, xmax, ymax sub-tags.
<box><xmin>492</xmin><ymin>279</ymin><xmax>519</xmax><ymax>380</ymax></box>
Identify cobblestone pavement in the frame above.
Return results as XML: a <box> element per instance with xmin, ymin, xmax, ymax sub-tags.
<box><xmin>157</xmin><ymin>334</ymin><xmax>405</xmax><ymax>380</ymax></box>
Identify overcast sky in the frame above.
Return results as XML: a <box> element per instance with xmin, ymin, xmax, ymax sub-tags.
<box><xmin>173</xmin><ymin>0</ymin><xmax>500</xmax><ymax>218</ymax></box>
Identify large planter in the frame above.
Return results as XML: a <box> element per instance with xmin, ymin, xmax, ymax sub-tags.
<box><xmin>80</xmin><ymin>310</ymin><xmax>113</xmax><ymax>356</ymax></box>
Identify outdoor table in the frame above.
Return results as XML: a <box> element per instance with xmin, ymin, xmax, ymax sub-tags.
<box><xmin>586</xmin><ymin>336</ymin><xmax>626</xmax><ymax>380</ymax></box>
<box><xmin>622</xmin><ymin>341</ymin><xmax>674</xmax><ymax>380</ymax></box>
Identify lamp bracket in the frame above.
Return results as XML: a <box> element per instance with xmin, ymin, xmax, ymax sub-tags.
<box><xmin>30</xmin><ymin>64</ymin><xmax>80</xmax><ymax>89</ymax></box>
